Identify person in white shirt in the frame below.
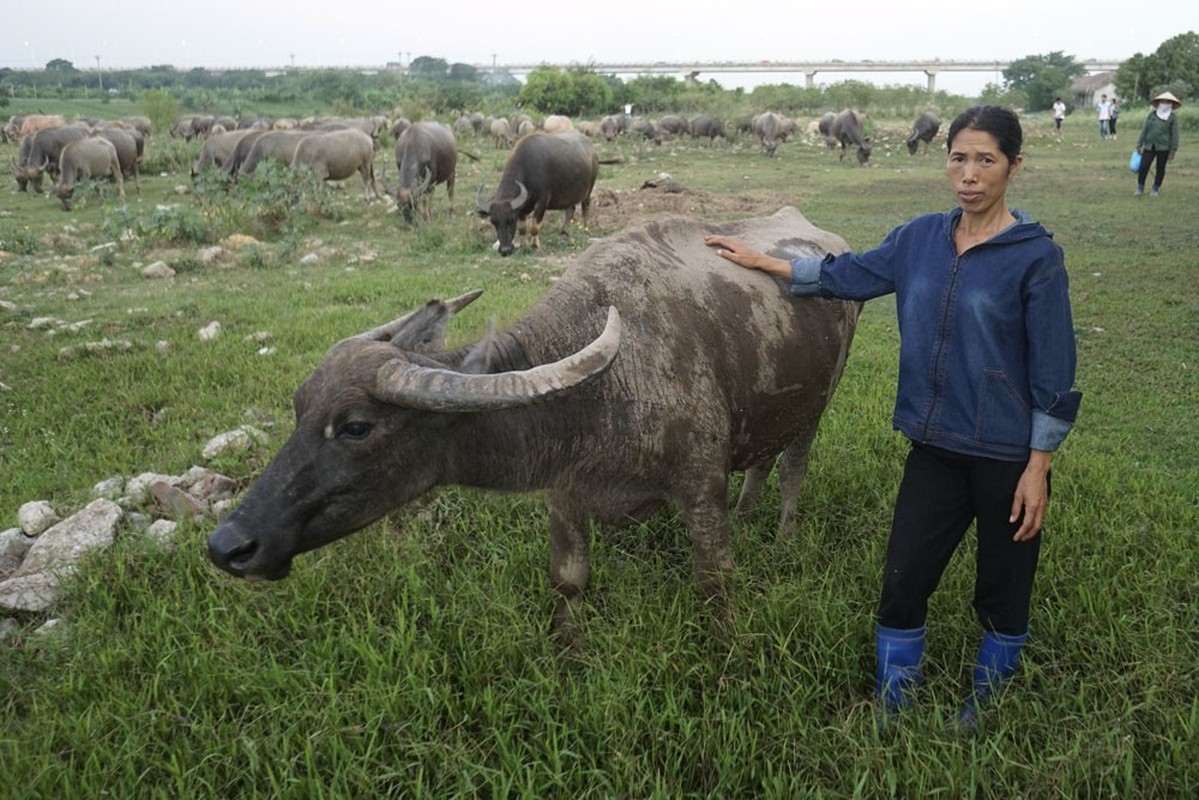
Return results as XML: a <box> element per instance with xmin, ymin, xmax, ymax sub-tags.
<box><xmin>1096</xmin><ymin>93</ymin><xmax>1112</xmax><ymax>139</ymax></box>
<box><xmin>1053</xmin><ymin>97</ymin><xmax>1066</xmax><ymax>137</ymax></box>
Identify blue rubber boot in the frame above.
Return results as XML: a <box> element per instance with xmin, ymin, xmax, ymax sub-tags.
<box><xmin>876</xmin><ymin>624</ymin><xmax>926</xmax><ymax>717</ymax></box>
<box><xmin>957</xmin><ymin>628</ymin><xmax>1028</xmax><ymax>728</ymax></box>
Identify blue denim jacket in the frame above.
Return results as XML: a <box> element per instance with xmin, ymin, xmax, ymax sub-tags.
<box><xmin>790</xmin><ymin>208</ymin><xmax>1081</xmax><ymax>461</ymax></box>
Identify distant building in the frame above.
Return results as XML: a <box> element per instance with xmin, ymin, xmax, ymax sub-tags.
<box><xmin>1071</xmin><ymin>71</ymin><xmax>1117</xmax><ymax>108</ymax></box>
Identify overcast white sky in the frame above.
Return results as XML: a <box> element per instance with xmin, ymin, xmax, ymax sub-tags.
<box><xmin>4</xmin><ymin>1</ymin><xmax>1196</xmax><ymax>95</ymax></box>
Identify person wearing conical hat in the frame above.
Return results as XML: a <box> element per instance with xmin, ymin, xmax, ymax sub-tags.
<box><xmin>1135</xmin><ymin>91</ymin><xmax>1182</xmax><ymax>198</ymax></box>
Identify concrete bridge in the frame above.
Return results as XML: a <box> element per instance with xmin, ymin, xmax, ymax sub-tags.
<box><xmin>475</xmin><ymin>59</ymin><xmax>1122</xmax><ymax>93</ymax></box>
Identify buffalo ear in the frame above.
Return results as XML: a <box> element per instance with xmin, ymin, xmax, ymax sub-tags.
<box><xmin>459</xmin><ymin>321</ymin><xmax>499</xmax><ymax>374</ymax></box>
<box><xmin>388</xmin><ymin>300</ymin><xmax>453</xmax><ymax>353</ymax></box>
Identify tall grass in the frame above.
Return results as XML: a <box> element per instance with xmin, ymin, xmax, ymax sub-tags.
<box><xmin>1</xmin><ymin>112</ymin><xmax>1196</xmax><ymax>797</ymax></box>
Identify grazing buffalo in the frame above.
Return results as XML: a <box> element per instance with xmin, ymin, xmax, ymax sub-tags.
<box><xmin>192</xmin><ymin>129</ymin><xmax>255</xmax><ymax>177</ymax></box>
<box><xmin>489</xmin><ymin>118</ymin><xmax>514</xmax><ymax>148</ymax></box>
<box><xmin>10</xmin><ymin>124</ymin><xmax>88</xmax><ymax>193</ymax></box>
<box><xmin>542</xmin><ymin>114</ymin><xmax>574</xmax><ymax>134</ymax></box>
<box><xmin>3</xmin><ymin>115</ymin><xmax>26</xmax><ymax>143</ymax></box>
<box><xmin>291</xmin><ymin>128</ymin><xmax>380</xmax><ymax>198</ymax></box>
<box><xmin>206</xmin><ymin>206</ymin><xmax>859</xmax><ymax>645</ymax></box>
<box><xmin>237</xmin><ymin>130</ymin><xmax>311</xmax><ymax>176</ymax></box>
<box><xmin>476</xmin><ymin>131</ymin><xmax>598</xmax><ymax>256</ymax></box>
<box><xmin>218</xmin><ymin>130</ymin><xmax>269</xmax><ymax>180</ymax></box>
<box><xmin>657</xmin><ymin>115</ymin><xmax>689</xmax><ymax>138</ymax></box>
<box><xmin>18</xmin><ymin>114</ymin><xmax>67</xmax><ymax>141</ymax></box>
<box><xmin>689</xmin><ymin>114</ymin><xmax>726</xmax><ymax>145</ymax></box>
<box><xmin>94</xmin><ymin>126</ymin><xmax>142</xmax><ymax>197</ymax></box>
<box><xmin>599</xmin><ymin>115</ymin><xmax>624</xmax><ymax>141</ymax></box>
<box><xmin>830</xmin><ymin>110</ymin><xmax>872</xmax><ymax>166</ymax></box>
<box><xmin>629</xmin><ymin>118</ymin><xmax>662</xmax><ymax>145</ymax></box>
<box><xmin>55</xmin><ymin>136</ymin><xmax>125</xmax><ymax>211</ymax></box>
<box><xmin>753</xmin><ymin>112</ymin><xmax>788</xmax><ymax>157</ymax></box>
<box><xmin>906</xmin><ymin>112</ymin><xmax>941</xmax><ymax>155</ymax></box>
<box><xmin>817</xmin><ymin>112</ymin><xmax>838</xmax><ymax>149</ymax></box>
<box><xmin>389</xmin><ymin>121</ymin><xmax>457</xmax><ymax>222</ymax></box>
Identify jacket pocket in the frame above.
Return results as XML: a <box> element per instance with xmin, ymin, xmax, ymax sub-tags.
<box><xmin>976</xmin><ymin>370</ymin><xmax>1032</xmax><ymax>446</ymax></box>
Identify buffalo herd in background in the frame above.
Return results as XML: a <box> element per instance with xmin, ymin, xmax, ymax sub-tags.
<box><xmin>5</xmin><ymin>107</ymin><xmax>940</xmax><ymax>245</ymax></box>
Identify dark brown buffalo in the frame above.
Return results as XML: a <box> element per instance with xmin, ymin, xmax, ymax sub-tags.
<box><xmin>906</xmin><ymin>112</ymin><xmax>941</xmax><ymax>155</ymax></box>
<box><xmin>689</xmin><ymin>114</ymin><xmax>726</xmax><ymax>145</ymax></box>
<box><xmin>389</xmin><ymin>121</ymin><xmax>457</xmax><ymax>221</ymax></box>
<box><xmin>830</xmin><ymin>109</ymin><xmax>872</xmax><ymax>166</ymax></box>
<box><xmin>476</xmin><ymin>131</ymin><xmax>598</xmax><ymax>256</ymax></box>
<box><xmin>10</xmin><ymin>124</ymin><xmax>88</xmax><ymax>193</ymax></box>
<box><xmin>206</xmin><ymin>207</ymin><xmax>859</xmax><ymax>645</ymax></box>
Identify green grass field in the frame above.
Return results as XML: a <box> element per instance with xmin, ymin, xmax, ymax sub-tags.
<box><xmin>1</xmin><ymin>109</ymin><xmax>1197</xmax><ymax>797</ymax></box>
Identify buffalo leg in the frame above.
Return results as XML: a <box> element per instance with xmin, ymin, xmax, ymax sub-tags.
<box><xmin>682</xmin><ymin>473</ymin><xmax>736</xmax><ymax>627</ymax></box>
<box><xmin>548</xmin><ymin>502</ymin><xmax>591</xmax><ymax>649</ymax></box>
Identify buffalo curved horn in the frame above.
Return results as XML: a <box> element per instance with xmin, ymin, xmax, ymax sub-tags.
<box><xmin>510</xmin><ymin>181</ymin><xmax>529</xmax><ymax>211</ymax></box>
<box><xmin>375</xmin><ymin>306</ymin><xmax>622</xmax><ymax>412</ymax></box>
<box><xmin>354</xmin><ymin>289</ymin><xmax>484</xmax><ymax>342</ymax></box>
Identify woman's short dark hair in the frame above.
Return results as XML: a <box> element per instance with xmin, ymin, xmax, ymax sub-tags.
<box><xmin>947</xmin><ymin>105</ymin><xmax>1023</xmax><ymax>163</ymax></box>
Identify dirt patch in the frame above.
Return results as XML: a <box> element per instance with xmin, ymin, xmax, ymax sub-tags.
<box><xmin>588</xmin><ymin>177</ymin><xmax>787</xmax><ymax>234</ymax></box>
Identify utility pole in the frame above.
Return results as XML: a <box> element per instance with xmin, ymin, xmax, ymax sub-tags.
<box><xmin>95</xmin><ymin>55</ymin><xmax>102</xmax><ymax>92</ymax></box>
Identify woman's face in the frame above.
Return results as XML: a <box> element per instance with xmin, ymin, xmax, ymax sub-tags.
<box><xmin>946</xmin><ymin>128</ymin><xmax>1022</xmax><ymax>216</ymax></box>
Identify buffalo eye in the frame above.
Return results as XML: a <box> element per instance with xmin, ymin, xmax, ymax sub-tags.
<box><xmin>337</xmin><ymin>420</ymin><xmax>373</xmax><ymax>440</ymax></box>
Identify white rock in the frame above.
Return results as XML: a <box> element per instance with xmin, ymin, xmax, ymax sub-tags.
<box><xmin>142</xmin><ymin>261</ymin><xmax>176</xmax><ymax>279</ymax></box>
<box><xmin>180</xmin><ymin>465</ymin><xmax>211</xmax><ymax>488</ymax></box>
<box><xmin>0</xmin><ymin>617</ymin><xmax>19</xmax><ymax>643</ymax></box>
<box><xmin>202</xmin><ymin>429</ymin><xmax>253</xmax><ymax>459</ymax></box>
<box><xmin>28</xmin><ymin>317</ymin><xmax>61</xmax><ymax>330</ymax></box>
<box><xmin>197</xmin><ymin>321</ymin><xmax>221</xmax><ymax>341</ymax></box>
<box><xmin>0</xmin><ymin>572</ymin><xmax>61</xmax><ymax>613</ymax></box>
<box><xmin>146</xmin><ymin>519</ymin><xmax>178</xmax><ymax>546</ymax></box>
<box><xmin>123</xmin><ymin>472</ymin><xmax>180</xmax><ymax>506</ymax></box>
<box><xmin>0</xmin><ymin>528</ymin><xmax>35</xmax><ymax>560</ymax></box>
<box><xmin>18</xmin><ymin>501</ymin><xmax>58</xmax><ymax>536</ymax></box>
<box><xmin>300</xmin><ymin>252</ymin><xmax>320</xmax><ymax>264</ymax></box>
<box><xmin>197</xmin><ymin>246</ymin><xmax>224</xmax><ymax>263</ymax></box>
<box><xmin>92</xmin><ymin>476</ymin><xmax>126</xmax><ymax>500</ymax></box>
<box><xmin>32</xmin><ymin>618</ymin><xmax>63</xmax><ymax>637</ymax></box>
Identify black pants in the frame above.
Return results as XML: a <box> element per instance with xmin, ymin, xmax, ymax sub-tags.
<box><xmin>1137</xmin><ymin>148</ymin><xmax>1170</xmax><ymax>189</ymax></box>
<box><xmin>877</xmin><ymin>442</ymin><xmax>1043</xmax><ymax>636</ymax></box>
<box><xmin>1110</xmin><ymin>116</ymin><xmax>1118</xmax><ymax>135</ymax></box>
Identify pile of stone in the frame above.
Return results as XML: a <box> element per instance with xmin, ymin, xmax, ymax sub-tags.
<box><xmin>0</xmin><ymin>425</ymin><xmax>267</xmax><ymax>635</ymax></box>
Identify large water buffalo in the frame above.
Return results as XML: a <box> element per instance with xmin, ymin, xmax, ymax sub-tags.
<box><xmin>689</xmin><ymin>114</ymin><xmax>726</xmax><ymax>145</ymax></box>
<box><xmin>657</xmin><ymin>115</ymin><xmax>689</xmax><ymax>138</ymax></box>
<box><xmin>476</xmin><ymin>131</ymin><xmax>598</xmax><ymax>256</ymax></box>
<box><xmin>816</xmin><ymin>112</ymin><xmax>838</xmax><ymax>149</ymax></box>
<box><xmin>488</xmin><ymin>117</ymin><xmax>514</xmax><ymax>149</ymax></box>
<box><xmin>10</xmin><ymin>124</ymin><xmax>88</xmax><ymax>193</ymax></box>
<box><xmin>94</xmin><ymin>126</ymin><xmax>142</xmax><ymax>197</ymax></box>
<box><xmin>206</xmin><ymin>206</ymin><xmax>859</xmax><ymax>645</ymax></box>
<box><xmin>389</xmin><ymin>121</ymin><xmax>457</xmax><ymax>222</ymax></box>
<box><xmin>753</xmin><ymin>112</ymin><xmax>788</xmax><ymax>157</ymax></box>
<box><xmin>830</xmin><ymin>109</ymin><xmax>872</xmax><ymax>166</ymax></box>
<box><xmin>906</xmin><ymin>111</ymin><xmax>941</xmax><ymax>155</ymax></box>
<box><xmin>192</xmin><ymin>129</ymin><xmax>256</xmax><ymax>177</ymax></box>
<box><xmin>291</xmin><ymin>128</ymin><xmax>380</xmax><ymax>198</ymax></box>
<box><xmin>218</xmin><ymin>130</ymin><xmax>268</xmax><ymax>179</ymax></box>
<box><xmin>55</xmin><ymin>136</ymin><xmax>125</xmax><ymax>211</ymax></box>
<box><xmin>237</xmin><ymin>130</ymin><xmax>311</xmax><ymax>176</ymax></box>
<box><xmin>18</xmin><ymin>114</ymin><xmax>67</xmax><ymax>141</ymax></box>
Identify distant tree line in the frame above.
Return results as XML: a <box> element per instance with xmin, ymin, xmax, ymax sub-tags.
<box><xmin>3</xmin><ymin>33</ymin><xmax>1194</xmax><ymax>120</ymax></box>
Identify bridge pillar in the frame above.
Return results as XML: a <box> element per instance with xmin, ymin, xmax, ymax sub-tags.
<box><xmin>805</xmin><ymin>71</ymin><xmax>817</xmax><ymax>89</ymax></box>
<box><xmin>925</xmin><ymin>69</ymin><xmax>938</xmax><ymax>94</ymax></box>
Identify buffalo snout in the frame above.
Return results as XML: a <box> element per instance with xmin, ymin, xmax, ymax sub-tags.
<box><xmin>207</xmin><ymin>524</ymin><xmax>292</xmax><ymax>580</ymax></box>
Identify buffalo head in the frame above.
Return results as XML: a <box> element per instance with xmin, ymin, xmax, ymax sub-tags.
<box><xmin>207</xmin><ymin>291</ymin><xmax>621</xmax><ymax>580</ymax></box>
<box><xmin>476</xmin><ymin>182</ymin><xmax>529</xmax><ymax>256</ymax></box>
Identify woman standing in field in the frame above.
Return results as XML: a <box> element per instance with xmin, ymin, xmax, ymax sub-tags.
<box><xmin>1135</xmin><ymin>91</ymin><xmax>1182</xmax><ymax>198</ymax></box>
<box><xmin>704</xmin><ymin>105</ymin><xmax>1082</xmax><ymax>728</ymax></box>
